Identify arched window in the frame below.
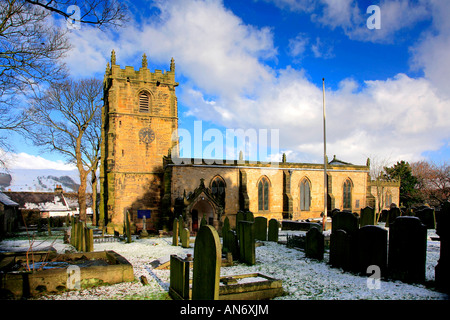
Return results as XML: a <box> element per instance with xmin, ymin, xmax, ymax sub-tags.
<box><xmin>139</xmin><ymin>91</ymin><xmax>150</xmax><ymax>112</ymax></box>
<box><xmin>343</xmin><ymin>179</ymin><xmax>352</xmax><ymax>210</ymax></box>
<box><xmin>258</xmin><ymin>177</ymin><xmax>269</xmax><ymax>211</ymax></box>
<box><xmin>385</xmin><ymin>191</ymin><xmax>392</xmax><ymax>208</ymax></box>
<box><xmin>300</xmin><ymin>179</ymin><xmax>311</xmax><ymax>211</ymax></box>
<box><xmin>211</xmin><ymin>176</ymin><xmax>225</xmax><ymax>205</ymax></box>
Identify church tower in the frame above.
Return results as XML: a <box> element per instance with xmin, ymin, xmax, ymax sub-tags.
<box><xmin>100</xmin><ymin>51</ymin><xmax>178</xmax><ymax>234</ymax></box>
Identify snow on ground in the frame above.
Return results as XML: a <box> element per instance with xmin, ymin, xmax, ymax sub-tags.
<box><xmin>0</xmin><ymin>228</ymin><xmax>448</xmax><ymax>300</ymax></box>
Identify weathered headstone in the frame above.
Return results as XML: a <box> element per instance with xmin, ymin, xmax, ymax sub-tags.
<box><xmin>415</xmin><ymin>207</ymin><xmax>436</xmax><ymax>229</ymax></box>
<box><xmin>254</xmin><ymin>216</ymin><xmax>267</xmax><ymax>241</ymax></box>
<box><xmin>357</xmin><ymin>225</ymin><xmax>387</xmax><ymax>277</ymax></box>
<box><xmin>169</xmin><ymin>254</ymin><xmax>190</xmax><ymax>300</ymax></box>
<box><xmin>360</xmin><ymin>206</ymin><xmax>376</xmax><ymax>227</ymax></box>
<box><xmin>85</xmin><ymin>227</ymin><xmax>94</xmax><ymax>252</ymax></box>
<box><xmin>200</xmin><ymin>216</ymin><xmax>207</xmax><ymax>228</ymax></box>
<box><xmin>332</xmin><ymin>210</ymin><xmax>358</xmax><ymax>235</ymax></box>
<box><xmin>225</xmin><ymin>229</ymin><xmax>239</xmax><ymax>260</ymax></box>
<box><xmin>330</xmin><ymin>229</ymin><xmax>352</xmax><ymax>271</ymax></box>
<box><xmin>268</xmin><ymin>218</ymin><xmax>279</xmax><ymax>242</ymax></box>
<box><xmin>379</xmin><ymin>209</ymin><xmax>389</xmax><ymax>223</ymax></box>
<box><xmin>385</xmin><ymin>206</ymin><xmax>401</xmax><ymax>228</ymax></box>
<box><xmin>305</xmin><ymin>227</ymin><xmax>324</xmax><ymax>261</ymax></box>
<box><xmin>236</xmin><ymin>211</ymin><xmax>245</xmax><ymax>240</ymax></box>
<box><xmin>181</xmin><ymin>227</ymin><xmax>190</xmax><ymax>248</ymax></box>
<box><xmin>178</xmin><ymin>215</ymin><xmax>183</xmax><ymax>237</ymax></box>
<box><xmin>245</xmin><ymin>211</ymin><xmax>254</xmax><ymax>222</ymax></box>
<box><xmin>238</xmin><ymin>220</ymin><xmax>255</xmax><ymax>265</ymax></box>
<box><xmin>192</xmin><ymin>225</ymin><xmax>221</xmax><ymax>300</ymax></box>
<box><xmin>222</xmin><ymin>216</ymin><xmax>230</xmax><ymax>252</ymax></box>
<box><xmin>330</xmin><ymin>229</ymin><xmax>357</xmax><ymax>271</ymax></box>
<box><xmin>172</xmin><ymin>218</ymin><xmax>179</xmax><ymax>246</ymax></box>
<box><xmin>435</xmin><ymin>201</ymin><xmax>450</xmax><ymax>293</ymax></box>
<box><xmin>388</xmin><ymin>216</ymin><xmax>427</xmax><ymax>284</ymax></box>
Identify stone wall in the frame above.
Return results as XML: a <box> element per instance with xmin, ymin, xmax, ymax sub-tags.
<box><xmin>169</xmin><ymin>162</ymin><xmax>370</xmax><ymax>229</ymax></box>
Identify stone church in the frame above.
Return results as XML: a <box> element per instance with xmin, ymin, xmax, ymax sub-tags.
<box><xmin>99</xmin><ymin>52</ymin><xmax>399</xmax><ymax>234</ymax></box>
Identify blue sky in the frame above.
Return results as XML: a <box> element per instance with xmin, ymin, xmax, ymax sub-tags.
<box><xmin>3</xmin><ymin>0</ymin><xmax>450</xmax><ymax>170</ymax></box>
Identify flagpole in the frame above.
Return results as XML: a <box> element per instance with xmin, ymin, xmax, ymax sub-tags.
<box><xmin>322</xmin><ymin>78</ymin><xmax>327</xmax><ymax>231</ymax></box>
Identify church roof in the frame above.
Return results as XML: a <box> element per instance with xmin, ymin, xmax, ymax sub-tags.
<box><xmin>328</xmin><ymin>155</ymin><xmax>353</xmax><ymax>166</ymax></box>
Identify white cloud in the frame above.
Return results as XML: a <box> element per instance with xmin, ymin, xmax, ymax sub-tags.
<box><xmin>260</xmin><ymin>0</ymin><xmax>316</xmax><ymax>13</ymax></box>
<box><xmin>60</xmin><ymin>0</ymin><xmax>450</xmax><ymax>166</ymax></box>
<box><xmin>410</xmin><ymin>0</ymin><xmax>450</xmax><ymax>99</ymax></box>
<box><xmin>287</xmin><ymin>33</ymin><xmax>309</xmax><ymax>59</ymax></box>
<box><xmin>266</xmin><ymin>0</ymin><xmax>431</xmax><ymax>43</ymax></box>
<box><xmin>7</xmin><ymin>152</ymin><xmax>76</xmax><ymax>171</ymax></box>
<box><xmin>311</xmin><ymin>37</ymin><xmax>334</xmax><ymax>58</ymax></box>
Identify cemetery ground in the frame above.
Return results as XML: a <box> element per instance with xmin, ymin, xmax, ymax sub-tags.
<box><xmin>0</xmin><ymin>224</ymin><xmax>448</xmax><ymax>301</ymax></box>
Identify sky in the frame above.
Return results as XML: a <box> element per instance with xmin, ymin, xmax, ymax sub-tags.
<box><xmin>3</xmin><ymin>0</ymin><xmax>450</xmax><ymax>171</ymax></box>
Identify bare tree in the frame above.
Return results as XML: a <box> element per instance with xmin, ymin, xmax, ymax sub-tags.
<box><xmin>367</xmin><ymin>154</ymin><xmax>393</xmax><ymax>215</ymax></box>
<box><xmin>27</xmin><ymin>78</ymin><xmax>102</xmax><ymax>222</ymax></box>
<box><xmin>0</xmin><ymin>0</ymin><xmax>127</xmax><ymax>166</ymax></box>
<box><xmin>24</xmin><ymin>0</ymin><xmax>128</xmax><ymax>29</ymax></box>
<box><xmin>82</xmin><ymin>110</ymin><xmax>101</xmax><ymax>226</ymax></box>
<box><xmin>411</xmin><ymin>160</ymin><xmax>450</xmax><ymax>206</ymax></box>
<box><xmin>0</xmin><ymin>0</ymin><xmax>70</xmax><ymax>161</ymax></box>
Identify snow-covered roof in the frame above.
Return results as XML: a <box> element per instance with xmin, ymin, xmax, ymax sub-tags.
<box><xmin>0</xmin><ymin>192</ymin><xmax>19</xmax><ymax>207</ymax></box>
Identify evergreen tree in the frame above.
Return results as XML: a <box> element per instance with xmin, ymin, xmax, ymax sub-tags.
<box><xmin>384</xmin><ymin>160</ymin><xmax>420</xmax><ymax>207</ymax></box>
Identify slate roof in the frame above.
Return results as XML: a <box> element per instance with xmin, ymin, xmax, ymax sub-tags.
<box><xmin>0</xmin><ymin>192</ymin><xmax>19</xmax><ymax>207</ymax></box>
<box><xmin>3</xmin><ymin>191</ymin><xmax>92</xmax><ymax>212</ymax></box>
<box><xmin>328</xmin><ymin>155</ymin><xmax>353</xmax><ymax>166</ymax></box>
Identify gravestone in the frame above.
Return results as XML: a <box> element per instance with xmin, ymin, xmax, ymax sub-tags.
<box><xmin>236</xmin><ymin>211</ymin><xmax>245</xmax><ymax>241</ymax></box>
<box><xmin>178</xmin><ymin>215</ymin><xmax>183</xmax><ymax>238</ymax></box>
<box><xmin>181</xmin><ymin>227</ymin><xmax>190</xmax><ymax>248</ymax></box>
<box><xmin>329</xmin><ymin>229</ymin><xmax>352</xmax><ymax>271</ymax></box>
<box><xmin>172</xmin><ymin>218</ymin><xmax>179</xmax><ymax>246</ymax></box>
<box><xmin>388</xmin><ymin>216</ymin><xmax>427</xmax><ymax>284</ymax></box>
<box><xmin>222</xmin><ymin>216</ymin><xmax>231</xmax><ymax>252</ymax></box>
<box><xmin>379</xmin><ymin>209</ymin><xmax>389</xmax><ymax>223</ymax></box>
<box><xmin>415</xmin><ymin>207</ymin><xmax>436</xmax><ymax>229</ymax></box>
<box><xmin>245</xmin><ymin>211</ymin><xmax>254</xmax><ymax>222</ymax></box>
<box><xmin>85</xmin><ymin>227</ymin><xmax>94</xmax><ymax>252</ymax></box>
<box><xmin>330</xmin><ymin>208</ymin><xmax>341</xmax><ymax>218</ymax></box>
<box><xmin>225</xmin><ymin>229</ymin><xmax>239</xmax><ymax>260</ymax></box>
<box><xmin>331</xmin><ymin>210</ymin><xmax>358</xmax><ymax>235</ymax></box>
<box><xmin>357</xmin><ymin>225</ymin><xmax>387</xmax><ymax>277</ymax></box>
<box><xmin>238</xmin><ymin>220</ymin><xmax>255</xmax><ymax>265</ymax></box>
<box><xmin>254</xmin><ymin>216</ymin><xmax>268</xmax><ymax>241</ymax></box>
<box><xmin>268</xmin><ymin>219</ymin><xmax>279</xmax><ymax>242</ymax></box>
<box><xmin>435</xmin><ymin>201</ymin><xmax>450</xmax><ymax>293</ymax></box>
<box><xmin>200</xmin><ymin>216</ymin><xmax>207</xmax><ymax>228</ymax></box>
<box><xmin>169</xmin><ymin>255</ymin><xmax>190</xmax><ymax>300</ymax></box>
<box><xmin>305</xmin><ymin>227</ymin><xmax>324</xmax><ymax>261</ymax></box>
<box><xmin>385</xmin><ymin>207</ymin><xmax>401</xmax><ymax>228</ymax></box>
<box><xmin>192</xmin><ymin>225</ymin><xmax>221</xmax><ymax>300</ymax></box>
<box><xmin>360</xmin><ymin>206</ymin><xmax>376</xmax><ymax>227</ymax></box>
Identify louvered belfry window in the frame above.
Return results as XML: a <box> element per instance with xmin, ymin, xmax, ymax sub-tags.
<box><xmin>139</xmin><ymin>92</ymin><xmax>150</xmax><ymax>112</ymax></box>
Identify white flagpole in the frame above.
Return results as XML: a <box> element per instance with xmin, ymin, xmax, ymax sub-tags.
<box><xmin>322</xmin><ymin>78</ymin><xmax>327</xmax><ymax>231</ymax></box>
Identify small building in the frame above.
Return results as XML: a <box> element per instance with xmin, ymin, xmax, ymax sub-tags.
<box><xmin>0</xmin><ymin>191</ymin><xmax>19</xmax><ymax>237</ymax></box>
<box><xmin>4</xmin><ymin>186</ymin><xmax>92</xmax><ymax>219</ymax></box>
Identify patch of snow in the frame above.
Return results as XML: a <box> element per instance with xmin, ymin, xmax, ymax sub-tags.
<box><xmin>0</xmin><ymin>228</ymin><xmax>447</xmax><ymax>300</ymax></box>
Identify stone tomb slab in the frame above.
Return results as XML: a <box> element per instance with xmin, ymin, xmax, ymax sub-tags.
<box><xmin>0</xmin><ymin>250</ymin><xmax>134</xmax><ymax>299</ymax></box>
